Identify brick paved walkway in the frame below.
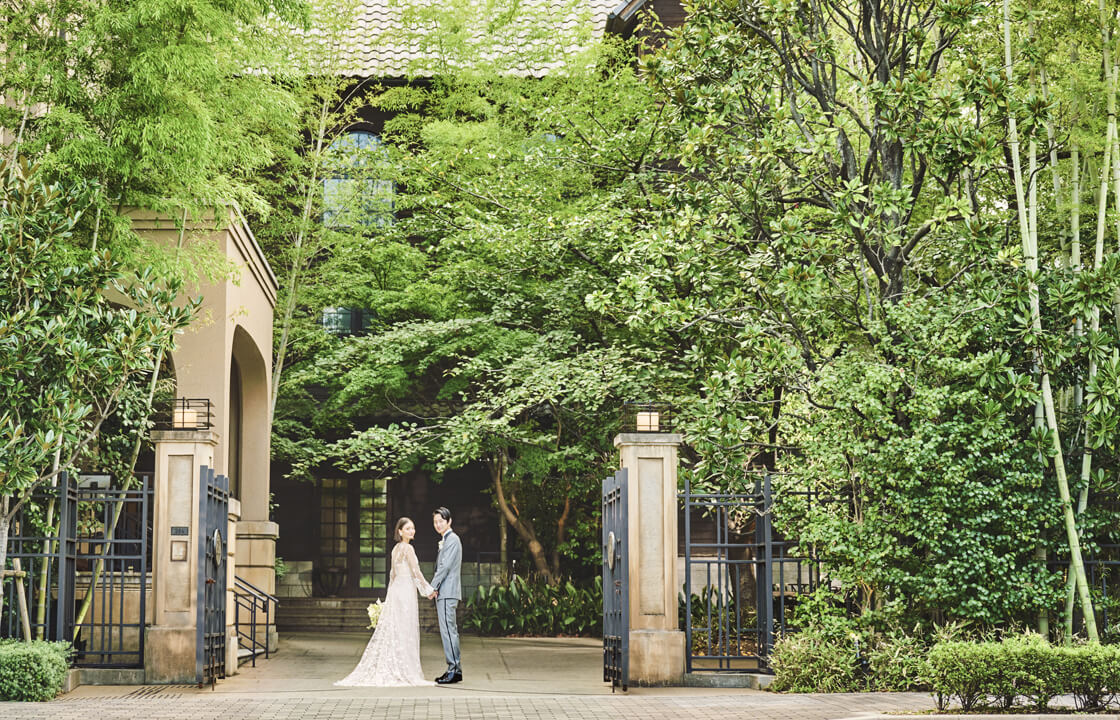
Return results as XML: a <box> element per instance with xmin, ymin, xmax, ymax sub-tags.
<box><xmin>4</xmin><ymin>691</ymin><xmax>936</xmax><ymax>719</ymax></box>
<box><xmin>0</xmin><ymin>632</ymin><xmax>942</xmax><ymax>719</ymax></box>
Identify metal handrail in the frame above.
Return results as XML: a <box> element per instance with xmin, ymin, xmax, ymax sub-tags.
<box><xmin>235</xmin><ymin>575</ymin><xmax>277</xmax><ymax>603</ymax></box>
<box><xmin>233</xmin><ymin>575</ymin><xmax>279</xmax><ymax>666</ymax></box>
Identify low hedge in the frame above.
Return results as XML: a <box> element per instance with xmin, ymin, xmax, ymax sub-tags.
<box><xmin>929</xmin><ymin>635</ymin><xmax>1120</xmax><ymax>712</ymax></box>
<box><xmin>0</xmin><ymin>640</ymin><xmax>72</xmax><ymax>702</ymax></box>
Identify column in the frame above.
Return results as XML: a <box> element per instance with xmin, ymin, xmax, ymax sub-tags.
<box><xmin>235</xmin><ymin>520</ymin><xmax>280</xmax><ymax>652</ymax></box>
<box><xmin>225</xmin><ymin>499</ymin><xmax>241</xmax><ymax>676</ymax></box>
<box><xmin>614</xmin><ymin>432</ymin><xmax>686</xmax><ymax>685</ymax></box>
<box><xmin>145</xmin><ymin>429</ymin><xmax>218</xmax><ymax>683</ymax></box>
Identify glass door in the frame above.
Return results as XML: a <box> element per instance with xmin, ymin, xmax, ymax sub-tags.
<box><xmin>356</xmin><ymin>477</ymin><xmax>388</xmax><ymax>592</ymax></box>
<box><xmin>317</xmin><ymin>478</ymin><xmax>349</xmax><ymax>596</ymax></box>
<box><xmin>316</xmin><ymin>477</ymin><xmax>389</xmax><ymax>595</ymax></box>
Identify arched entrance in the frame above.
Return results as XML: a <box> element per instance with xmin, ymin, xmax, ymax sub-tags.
<box><xmin>230</xmin><ymin>325</ymin><xmax>270</xmax><ymax>520</ymax></box>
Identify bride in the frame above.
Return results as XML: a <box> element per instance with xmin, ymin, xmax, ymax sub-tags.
<box><xmin>335</xmin><ymin>517</ymin><xmax>435</xmax><ymax>687</ymax></box>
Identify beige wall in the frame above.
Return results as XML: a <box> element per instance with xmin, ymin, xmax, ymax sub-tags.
<box><xmin>125</xmin><ymin>207</ymin><xmax>277</xmax><ymax>682</ymax></box>
<box><xmin>132</xmin><ymin>208</ymin><xmax>278</xmax><ymax>523</ymax></box>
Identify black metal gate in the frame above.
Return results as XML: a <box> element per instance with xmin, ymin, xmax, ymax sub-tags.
<box><xmin>681</xmin><ymin>471</ymin><xmax>820</xmax><ymax>673</ymax></box>
<box><xmin>196</xmin><ymin>466</ymin><xmax>229</xmax><ymax>688</ymax></box>
<box><xmin>602</xmin><ymin>468</ymin><xmax>629</xmax><ymax>691</ymax></box>
<box><xmin>2</xmin><ymin>473</ymin><xmax>151</xmax><ymax>668</ymax></box>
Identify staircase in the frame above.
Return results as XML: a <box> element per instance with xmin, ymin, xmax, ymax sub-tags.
<box><xmin>234</xmin><ymin>576</ymin><xmax>279</xmax><ymax>667</ymax></box>
<box><xmin>276</xmin><ymin>597</ymin><xmax>447</xmax><ymax>633</ymax></box>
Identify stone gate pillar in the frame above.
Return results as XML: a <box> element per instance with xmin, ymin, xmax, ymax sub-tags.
<box><xmin>145</xmin><ymin>429</ymin><xmax>217</xmax><ymax>683</ymax></box>
<box><xmin>614</xmin><ymin>430</ymin><xmax>686</xmax><ymax>685</ymax></box>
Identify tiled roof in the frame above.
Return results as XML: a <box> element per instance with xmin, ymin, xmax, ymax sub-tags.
<box><xmin>309</xmin><ymin>0</ymin><xmax>620</xmax><ymax>78</ymax></box>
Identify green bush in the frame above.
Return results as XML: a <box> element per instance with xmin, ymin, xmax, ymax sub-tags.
<box><xmin>1060</xmin><ymin>643</ymin><xmax>1120</xmax><ymax>711</ymax></box>
<box><xmin>865</xmin><ymin>631</ymin><xmax>933</xmax><ymax>692</ymax></box>
<box><xmin>0</xmin><ymin>640</ymin><xmax>72</xmax><ymax>701</ymax></box>
<box><xmin>928</xmin><ymin>636</ymin><xmax>1120</xmax><ymax>712</ymax></box>
<box><xmin>463</xmin><ymin>575</ymin><xmax>601</xmax><ymax>636</ymax></box>
<box><xmin>768</xmin><ymin>626</ymin><xmax>862</xmax><ymax>692</ymax></box>
<box><xmin>769</xmin><ymin>627</ymin><xmax>937</xmax><ymax>693</ymax></box>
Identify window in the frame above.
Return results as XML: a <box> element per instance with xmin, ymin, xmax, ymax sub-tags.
<box><xmin>320</xmin><ymin>307</ymin><xmax>374</xmax><ymax>336</ymax></box>
<box><xmin>322</xmin><ymin>130</ymin><xmax>394</xmax><ymax>228</ymax></box>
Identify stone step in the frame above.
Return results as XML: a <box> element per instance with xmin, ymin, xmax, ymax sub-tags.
<box><xmin>275</xmin><ymin>596</ymin><xmax>449</xmax><ymax>633</ymax></box>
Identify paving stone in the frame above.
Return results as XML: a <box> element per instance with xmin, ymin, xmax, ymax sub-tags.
<box><xmin>0</xmin><ymin>632</ymin><xmax>943</xmax><ymax>720</ymax></box>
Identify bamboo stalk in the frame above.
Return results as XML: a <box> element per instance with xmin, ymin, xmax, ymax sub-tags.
<box><xmin>12</xmin><ymin>557</ymin><xmax>31</xmax><ymax>642</ymax></box>
<box><xmin>1005</xmin><ymin>0</ymin><xmax>1099</xmax><ymax>642</ymax></box>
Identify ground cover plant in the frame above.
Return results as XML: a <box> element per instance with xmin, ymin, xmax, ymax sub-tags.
<box><xmin>463</xmin><ymin>575</ymin><xmax>601</xmax><ymax>637</ymax></box>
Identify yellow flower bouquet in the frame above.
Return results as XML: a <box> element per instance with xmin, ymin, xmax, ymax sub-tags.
<box><xmin>366</xmin><ymin>599</ymin><xmax>384</xmax><ymax>629</ymax></box>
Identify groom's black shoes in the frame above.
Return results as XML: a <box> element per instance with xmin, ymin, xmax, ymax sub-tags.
<box><xmin>436</xmin><ymin>671</ymin><xmax>462</xmax><ymax>685</ymax></box>
<box><xmin>435</xmin><ymin>672</ymin><xmax>449</xmax><ymax>683</ymax></box>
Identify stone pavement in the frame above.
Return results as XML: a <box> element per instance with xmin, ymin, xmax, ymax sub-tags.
<box><xmin>1</xmin><ymin>632</ymin><xmax>943</xmax><ymax>719</ymax></box>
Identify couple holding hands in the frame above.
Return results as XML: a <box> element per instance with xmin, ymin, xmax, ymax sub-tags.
<box><xmin>336</xmin><ymin>507</ymin><xmax>463</xmax><ymax>687</ymax></box>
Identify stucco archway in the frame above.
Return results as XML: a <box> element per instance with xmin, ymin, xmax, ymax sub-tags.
<box><xmin>230</xmin><ymin>325</ymin><xmax>270</xmax><ymax>522</ymax></box>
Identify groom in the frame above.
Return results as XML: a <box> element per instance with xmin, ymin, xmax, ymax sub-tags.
<box><xmin>428</xmin><ymin>506</ymin><xmax>462</xmax><ymax>684</ymax></box>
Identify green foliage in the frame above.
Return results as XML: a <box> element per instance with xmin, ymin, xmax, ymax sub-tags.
<box><xmin>768</xmin><ymin>627</ymin><xmax>863</xmax><ymax>693</ymax></box>
<box><xmin>463</xmin><ymin>575</ymin><xmax>601</xmax><ymax>637</ymax></box>
<box><xmin>257</xmin><ymin>0</ymin><xmax>1120</xmax><ymax>634</ymax></box>
<box><xmin>582</xmin><ymin>0</ymin><xmax>1120</xmax><ymax>634</ymax></box>
<box><xmin>0</xmin><ymin>159</ymin><xmax>193</xmax><ymax>502</ymax></box>
<box><xmin>768</xmin><ymin>589</ymin><xmax>970</xmax><ymax>693</ymax></box>
<box><xmin>0</xmin><ymin>640</ymin><xmax>72</xmax><ymax>702</ymax></box>
<box><xmin>929</xmin><ymin>636</ymin><xmax>1120</xmax><ymax>712</ymax></box>
<box><xmin>266</xmin><ymin>35</ymin><xmax>670</xmax><ymax>582</ymax></box>
<box><xmin>1</xmin><ymin>0</ymin><xmax>305</xmax><ymax>226</ymax></box>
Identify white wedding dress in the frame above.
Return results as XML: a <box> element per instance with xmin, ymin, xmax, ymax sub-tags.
<box><xmin>335</xmin><ymin>542</ymin><xmax>435</xmax><ymax>687</ymax></box>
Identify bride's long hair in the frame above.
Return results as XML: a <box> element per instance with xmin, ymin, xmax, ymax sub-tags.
<box><xmin>394</xmin><ymin>517</ymin><xmax>413</xmax><ymax>542</ymax></box>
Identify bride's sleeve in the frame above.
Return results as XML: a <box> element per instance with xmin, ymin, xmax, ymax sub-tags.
<box><xmin>406</xmin><ymin>545</ymin><xmax>434</xmax><ymax>596</ymax></box>
<box><xmin>389</xmin><ymin>546</ymin><xmax>398</xmax><ymax>585</ymax></box>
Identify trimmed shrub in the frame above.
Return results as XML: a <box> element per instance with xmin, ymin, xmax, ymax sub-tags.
<box><xmin>928</xmin><ymin>636</ymin><xmax>1120</xmax><ymax>712</ymax></box>
<box><xmin>927</xmin><ymin>641</ymin><xmax>990</xmax><ymax>711</ymax></box>
<box><xmin>0</xmin><ymin>640</ymin><xmax>72</xmax><ymax>702</ymax></box>
<box><xmin>1060</xmin><ymin>643</ymin><xmax>1120</xmax><ymax>711</ymax></box>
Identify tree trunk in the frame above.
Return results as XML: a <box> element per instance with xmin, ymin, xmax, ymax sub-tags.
<box><xmin>0</xmin><ymin>499</ymin><xmax>10</xmax><ymax>627</ymax></box>
<box><xmin>488</xmin><ymin>451</ymin><xmax>556</xmax><ymax>585</ymax></box>
<box><xmin>271</xmin><ymin>96</ymin><xmax>332</xmax><ymax>419</ymax></box>
<box><xmin>34</xmin><ymin>448</ymin><xmax>62</xmax><ymax>640</ymax></box>
<box><xmin>12</xmin><ymin>556</ymin><xmax>31</xmax><ymax>642</ymax></box>
<box><xmin>551</xmin><ymin>491</ymin><xmax>571</xmax><ymax>581</ymax></box>
<box><xmin>499</xmin><ymin>512</ymin><xmax>508</xmax><ymax>570</ymax></box>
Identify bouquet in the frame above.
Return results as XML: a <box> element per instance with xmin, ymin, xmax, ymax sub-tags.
<box><xmin>366</xmin><ymin>600</ymin><xmax>384</xmax><ymax>629</ymax></box>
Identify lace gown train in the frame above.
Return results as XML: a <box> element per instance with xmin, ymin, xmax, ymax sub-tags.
<box><xmin>335</xmin><ymin>543</ymin><xmax>434</xmax><ymax>687</ymax></box>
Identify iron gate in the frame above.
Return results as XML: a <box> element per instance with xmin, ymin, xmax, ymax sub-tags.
<box><xmin>196</xmin><ymin>466</ymin><xmax>229</xmax><ymax>688</ymax></box>
<box><xmin>602</xmin><ymin>468</ymin><xmax>629</xmax><ymax>691</ymax></box>
<box><xmin>2</xmin><ymin>473</ymin><xmax>151</xmax><ymax>668</ymax></box>
<box><xmin>681</xmin><ymin>471</ymin><xmax>820</xmax><ymax>673</ymax></box>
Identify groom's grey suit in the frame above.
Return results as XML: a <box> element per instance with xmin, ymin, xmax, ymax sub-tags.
<box><xmin>430</xmin><ymin>529</ymin><xmax>462</xmax><ymax>675</ymax></box>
